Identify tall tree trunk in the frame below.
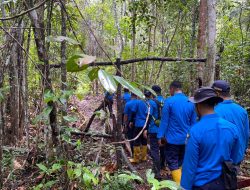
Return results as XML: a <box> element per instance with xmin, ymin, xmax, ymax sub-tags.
<box><xmin>61</xmin><ymin>0</ymin><xmax>67</xmax><ymax>121</ymax></box>
<box><xmin>0</xmin><ymin>60</ymin><xmax>4</xmax><ymax>189</ymax></box>
<box><xmin>131</xmin><ymin>0</ymin><xmax>136</xmax><ymax>81</ymax></box>
<box><xmin>25</xmin><ymin>0</ymin><xmax>58</xmax><ymax>146</ymax></box>
<box><xmin>204</xmin><ymin>0</ymin><xmax>216</xmax><ymax>86</ymax></box>
<box><xmin>197</xmin><ymin>0</ymin><xmax>207</xmax><ymax>87</ymax></box>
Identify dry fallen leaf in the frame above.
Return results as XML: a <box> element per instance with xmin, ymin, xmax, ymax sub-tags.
<box><xmin>14</xmin><ymin>160</ymin><xmax>22</xmax><ymax>170</ymax></box>
<box><xmin>78</xmin><ymin>55</ymin><xmax>96</xmax><ymax>67</ymax></box>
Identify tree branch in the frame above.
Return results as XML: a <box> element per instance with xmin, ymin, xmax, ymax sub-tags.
<box><xmin>0</xmin><ymin>0</ymin><xmax>49</xmax><ymax>21</ymax></box>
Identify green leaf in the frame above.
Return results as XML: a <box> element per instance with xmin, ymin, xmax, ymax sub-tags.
<box><xmin>44</xmin><ymin>90</ymin><xmax>57</xmax><ymax>103</ymax></box>
<box><xmin>63</xmin><ymin>116</ymin><xmax>78</xmax><ymax>122</ymax></box>
<box><xmin>74</xmin><ymin>168</ymin><xmax>82</xmax><ymax>177</ymax></box>
<box><xmin>67</xmin><ymin>169</ymin><xmax>74</xmax><ymax>179</ymax></box>
<box><xmin>43</xmin><ymin>106</ymin><xmax>53</xmax><ymax>117</ymax></box>
<box><xmin>113</xmin><ymin>76</ymin><xmax>145</xmax><ymax>99</ymax></box>
<box><xmin>159</xmin><ymin>180</ymin><xmax>179</xmax><ymax>190</ymax></box>
<box><xmin>37</xmin><ymin>163</ymin><xmax>48</xmax><ymax>173</ymax></box>
<box><xmin>88</xmin><ymin>68</ymin><xmax>100</xmax><ymax>81</ymax></box>
<box><xmin>46</xmin><ymin>36</ymin><xmax>80</xmax><ymax>45</ymax></box>
<box><xmin>66</xmin><ymin>54</ymin><xmax>89</xmax><ymax>72</ymax></box>
<box><xmin>51</xmin><ymin>163</ymin><xmax>62</xmax><ymax>171</ymax></box>
<box><xmin>44</xmin><ymin>180</ymin><xmax>56</xmax><ymax>188</ymax></box>
<box><xmin>135</xmin><ymin>82</ymin><xmax>157</xmax><ymax>97</ymax></box>
<box><xmin>98</xmin><ymin>70</ymin><xmax>117</xmax><ymax>93</ymax></box>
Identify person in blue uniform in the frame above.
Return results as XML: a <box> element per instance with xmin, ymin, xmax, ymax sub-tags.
<box><xmin>152</xmin><ymin>85</ymin><xmax>166</xmax><ymax>171</ymax></box>
<box><xmin>123</xmin><ymin>93</ymin><xmax>138</xmax><ymax>157</ymax></box>
<box><xmin>122</xmin><ymin>88</ymin><xmax>131</xmax><ymax>104</ymax></box>
<box><xmin>181</xmin><ymin>87</ymin><xmax>240</xmax><ymax>190</ymax></box>
<box><xmin>143</xmin><ymin>90</ymin><xmax>161</xmax><ymax>179</ymax></box>
<box><xmin>104</xmin><ymin>91</ymin><xmax>114</xmax><ymax>113</ymax></box>
<box><xmin>129</xmin><ymin>91</ymin><xmax>149</xmax><ymax>164</ymax></box>
<box><xmin>157</xmin><ymin>81</ymin><xmax>196</xmax><ymax>184</ymax></box>
<box><xmin>212</xmin><ymin>80</ymin><xmax>249</xmax><ymax>164</ymax></box>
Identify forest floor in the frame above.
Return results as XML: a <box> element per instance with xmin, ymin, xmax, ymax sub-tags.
<box><xmin>2</xmin><ymin>94</ymin><xmax>250</xmax><ymax>189</ymax></box>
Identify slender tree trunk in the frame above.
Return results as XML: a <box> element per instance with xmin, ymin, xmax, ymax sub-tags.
<box><xmin>25</xmin><ymin>0</ymin><xmax>58</xmax><ymax>146</ymax></box>
<box><xmin>61</xmin><ymin>0</ymin><xmax>67</xmax><ymax>121</ymax></box>
<box><xmin>131</xmin><ymin>0</ymin><xmax>136</xmax><ymax>81</ymax></box>
<box><xmin>115</xmin><ymin>58</ymin><xmax>123</xmax><ymax>168</ymax></box>
<box><xmin>197</xmin><ymin>0</ymin><xmax>207</xmax><ymax>87</ymax></box>
<box><xmin>204</xmin><ymin>0</ymin><xmax>216</xmax><ymax>86</ymax></box>
<box><xmin>0</xmin><ymin>61</ymin><xmax>3</xmax><ymax>189</ymax></box>
<box><xmin>24</xmin><ymin>26</ymin><xmax>31</xmax><ymax>148</ymax></box>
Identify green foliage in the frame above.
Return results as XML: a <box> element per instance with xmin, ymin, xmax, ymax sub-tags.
<box><xmin>0</xmin><ymin>86</ymin><xmax>10</xmax><ymax>103</ymax></box>
<box><xmin>98</xmin><ymin>69</ymin><xmax>117</xmax><ymax>93</ymax></box>
<box><xmin>66</xmin><ymin>54</ymin><xmax>89</xmax><ymax>72</ymax></box>
<box><xmin>146</xmin><ymin>169</ymin><xmax>180</xmax><ymax>190</ymax></box>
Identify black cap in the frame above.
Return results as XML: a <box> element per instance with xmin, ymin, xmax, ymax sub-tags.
<box><xmin>144</xmin><ymin>90</ymin><xmax>152</xmax><ymax>97</ymax></box>
<box><xmin>152</xmin><ymin>85</ymin><xmax>161</xmax><ymax>93</ymax></box>
<box><xmin>189</xmin><ymin>87</ymin><xmax>223</xmax><ymax>104</ymax></box>
<box><xmin>212</xmin><ymin>80</ymin><xmax>230</xmax><ymax>92</ymax></box>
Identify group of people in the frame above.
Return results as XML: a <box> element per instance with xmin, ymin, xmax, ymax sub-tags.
<box><xmin>121</xmin><ymin>80</ymin><xmax>249</xmax><ymax>190</ymax></box>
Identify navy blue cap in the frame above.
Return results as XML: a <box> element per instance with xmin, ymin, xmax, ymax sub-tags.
<box><xmin>152</xmin><ymin>85</ymin><xmax>161</xmax><ymax>93</ymax></box>
<box><xmin>189</xmin><ymin>87</ymin><xmax>223</xmax><ymax>104</ymax></box>
<box><xmin>212</xmin><ymin>80</ymin><xmax>230</xmax><ymax>92</ymax></box>
<box><xmin>144</xmin><ymin>90</ymin><xmax>152</xmax><ymax>97</ymax></box>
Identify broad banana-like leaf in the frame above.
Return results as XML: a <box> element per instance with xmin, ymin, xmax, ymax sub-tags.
<box><xmin>98</xmin><ymin>70</ymin><xmax>117</xmax><ymax>93</ymax></box>
<box><xmin>134</xmin><ymin>82</ymin><xmax>157</xmax><ymax>97</ymax></box>
<box><xmin>113</xmin><ymin>76</ymin><xmax>145</xmax><ymax>99</ymax></box>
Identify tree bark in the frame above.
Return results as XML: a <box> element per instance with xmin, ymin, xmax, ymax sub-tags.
<box><xmin>197</xmin><ymin>0</ymin><xmax>207</xmax><ymax>87</ymax></box>
<box><xmin>61</xmin><ymin>0</ymin><xmax>67</xmax><ymax>124</ymax></box>
<box><xmin>25</xmin><ymin>0</ymin><xmax>58</xmax><ymax>146</ymax></box>
<box><xmin>204</xmin><ymin>0</ymin><xmax>216</xmax><ymax>86</ymax></box>
<box><xmin>115</xmin><ymin>58</ymin><xmax>123</xmax><ymax>168</ymax></box>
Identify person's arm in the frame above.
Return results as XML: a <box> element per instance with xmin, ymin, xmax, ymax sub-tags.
<box><xmin>230</xmin><ymin>127</ymin><xmax>241</xmax><ymax>164</ymax></box>
<box><xmin>245</xmin><ymin>113</ymin><xmax>249</xmax><ymax>152</ymax></box>
<box><xmin>181</xmin><ymin>131</ymin><xmax>199</xmax><ymax>190</ymax></box>
<box><xmin>157</xmin><ymin>99</ymin><xmax>170</xmax><ymax>139</ymax></box>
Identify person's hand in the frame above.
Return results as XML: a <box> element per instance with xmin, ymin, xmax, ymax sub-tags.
<box><xmin>143</xmin><ymin>130</ymin><xmax>147</xmax><ymax>139</ymax></box>
<box><xmin>129</xmin><ymin>122</ymin><xmax>134</xmax><ymax>128</ymax></box>
<box><xmin>158</xmin><ymin>138</ymin><xmax>167</xmax><ymax>146</ymax></box>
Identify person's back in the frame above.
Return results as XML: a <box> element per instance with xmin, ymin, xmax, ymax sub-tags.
<box><xmin>212</xmin><ymin>80</ymin><xmax>249</xmax><ymax>163</ymax></box>
<box><xmin>159</xmin><ymin>93</ymin><xmax>196</xmax><ymax>144</ymax></box>
<box><xmin>133</xmin><ymin>99</ymin><xmax>148</xmax><ymax>127</ymax></box>
<box><xmin>215</xmin><ymin>100</ymin><xmax>249</xmax><ymax>163</ymax></box>
<box><xmin>181</xmin><ymin>87</ymin><xmax>240</xmax><ymax>190</ymax></box>
<box><xmin>181</xmin><ymin>114</ymin><xmax>239</xmax><ymax>189</ymax></box>
<box><xmin>147</xmin><ymin>99</ymin><xmax>159</xmax><ymax>134</ymax></box>
<box><xmin>124</xmin><ymin>99</ymin><xmax>139</xmax><ymax>122</ymax></box>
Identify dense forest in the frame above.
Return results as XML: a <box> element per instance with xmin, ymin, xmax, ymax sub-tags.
<box><xmin>0</xmin><ymin>0</ymin><xmax>249</xmax><ymax>189</ymax></box>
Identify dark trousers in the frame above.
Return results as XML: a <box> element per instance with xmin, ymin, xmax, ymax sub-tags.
<box><xmin>149</xmin><ymin>133</ymin><xmax>161</xmax><ymax>177</ymax></box>
<box><xmin>165</xmin><ymin>143</ymin><xmax>185</xmax><ymax>171</ymax></box>
<box><xmin>126</xmin><ymin>125</ymin><xmax>134</xmax><ymax>154</ymax></box>
<box><xmin>133</xmin><ymin>127</ymin><xmax>147</xmax><ymax>146</ymax></box>
<box><xmin>193</xmin><ymin>176</ymin><xmax>226</xmax><ymax>190</ymax></box>
<box><xmin>160</xmin><ymin>146</ymin><xmax>166</xmax><ymax>169</ymax></box>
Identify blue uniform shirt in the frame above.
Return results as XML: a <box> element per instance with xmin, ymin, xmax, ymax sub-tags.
<box><xmin>156</xmin><ymin>95</ymin><xmax>165</xmax><ymax>105</ymax></box>
<box><xmin>122</xmin><ymin>92</ymin><xmax>131</xmax><ymax>104</ymax></box>
<box><xmin>104</xmin><ymin>92</ymin><xmax>114</xmax><ymax>102</ymax></box>
<box><xmin>181</xmin><ymin>114</ymin><xmax>240</xmax><ymax>190</ymax></box>
<box><xmin>124</xmin><ymin>99</ymin><xmax>139</xmax><ymax>122</ymax></box>
<box><xmin>131</xmin><ymin>100</ymin><xmax>148</xmax><ymax>128</ymax></box>
<box><xmin>215</xmin><ymin>99</ymin><xmax>249</xmax><ymax>162</ymax></box>
<box><xmin>157</xmin><ymin>93</ymin><xmax>196</xmax><ymax>144</ymax></box>
<box><xmin>147</xmin><ymin>99</ymin><xmax>159</xmax><ymax>134</ymax></box>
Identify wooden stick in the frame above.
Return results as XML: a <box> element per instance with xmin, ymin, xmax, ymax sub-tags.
<box><xmin>70</xmin><ymin>131</ymin><xmax>112</xmax><ymax>138</ymax></box>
